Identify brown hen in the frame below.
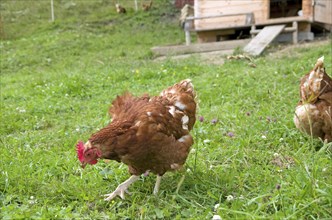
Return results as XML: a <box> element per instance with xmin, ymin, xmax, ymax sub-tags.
<box><xmin>115</xmin><ymin>3</ymin><xmax>126</xmax><ymax>14</ymax></box>
<box><xmin>294</xmin><ymin>56</ymin><xmax>332</xmax><ymax>142</ymax></box>
<box><xmin>76</xmin><ymin>79</ymin><xmax>196</xmax><ymax>200</ymax></box>
<box><xmin>142</xmin><ymin>1</ymin><xmax>152</xmax><ymax>11</ymax></box>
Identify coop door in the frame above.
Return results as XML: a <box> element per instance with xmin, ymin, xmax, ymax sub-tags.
<box><xmin>269</xmin><ymin>0</ymin><xmax>303</xmax><ymax>18</ymax></box>
<box><xmin>314</xmin><ymin>0</ymin><xmax>332</xmax><ymax>25</ymax></box>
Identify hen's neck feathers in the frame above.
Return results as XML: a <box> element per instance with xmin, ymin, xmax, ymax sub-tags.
<box><xmin>89</xmin><ymin>120</ymin><xmax>128</xmax><ymax>145</ymax></box>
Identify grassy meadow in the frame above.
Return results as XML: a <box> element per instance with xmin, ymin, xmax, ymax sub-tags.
<box><xmin>1</xmin><ymin>0</ymin><xmax>332</xmax><ymax>219</ymax></box>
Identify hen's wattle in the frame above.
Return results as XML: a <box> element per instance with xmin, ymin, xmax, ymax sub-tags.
<box><xmin>76</xmin><ymin>141</ymin><xmax>85</xmax><ymax>163</ymax></box>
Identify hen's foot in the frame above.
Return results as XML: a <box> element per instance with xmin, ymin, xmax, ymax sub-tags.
<box><xmin>153</xmin><ymin>175</ymin><xmax>162</xmax><ymax>195</ymax></box>
<box><xmin>104</xmin><ymin>188</ymin><xmax>130</xmax><ymax>201</ymax></box>
<box><xmin>104</xmin><ymin>175</ymin><xmax>139</xmax><ymax>201</ymax></box>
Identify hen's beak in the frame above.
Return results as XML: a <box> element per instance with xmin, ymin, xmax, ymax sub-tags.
<box><xmin>81</xmin><ymin>162</ymin><xmax>87</xmax><ymax>169</ymax></box>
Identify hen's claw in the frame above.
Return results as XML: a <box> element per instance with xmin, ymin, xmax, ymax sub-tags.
<box><xmin>104</xmin><ymin>189</ymin><xmax>131</xmax><ymax>201</ymax></box>
<box><xmin>103</xmin><ymin>175</ymin><xmax>139</xmax><ymax>201</ymax></box>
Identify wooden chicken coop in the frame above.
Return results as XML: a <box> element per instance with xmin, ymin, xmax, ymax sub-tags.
<box><xmin>186</xmin><ymin>0</ymin><xmax>332</xmax><ymax>44</ymax></box>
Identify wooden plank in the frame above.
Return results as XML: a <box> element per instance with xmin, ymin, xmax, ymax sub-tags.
<box><xmin>302</xmin><ymin>0</ymin><xmax>313</xmax><ymax>18</ymax></box>
<box><xmin>195</xmin><ymin>16</ymin><xmax>306</xmax><ymax>32</ymax></box>
<box><xmin>244</xmin><ymin>25</ymin><xmax>285</xmax><ymax>56</ymax></box>
<box><xmin>195</xmin><ymin>16</ymin><xmax>249</xmax><ymax>30</ymax></box>
<box><xmin>200</xmin><ymin>2</ymin><xmax>262</xmax><ymax>12</ymax></box>
<box><xmin>195</xmin><ymin>0</ymin><xmax>265</xmax><ymax>27</ymax></box>
<box><xmin>151</xmin><ymin>39</ymin><xmax>250</xmax><ymax>56</ymax></box>
<box><xmin>202</xmin><ymin>16</ymin><xmax>310</xmax><ymax>30</ymax></box>
<box><xmin>193</xmin><ymin>12</ymin><xmax>256</xmax><ymax>30</ymax></box>
<box><xmin>195</xmin><ymin>0</ymin><xmax>266</xmax><ymax>29</ymax></box>
<box><xmin>187</xmin><ymin>12</ymin><xmax>254</xmax><ymax>21</ymax></box>
<box><xmin>197</xmin><ymin>9</ymin><xmax>265</xmax><ymax>22</ymax></box>
<box><xmin>314</xmin><ymin>0</ymin><xmax>332</xmax><ymax>24</ymax></box>
<box><xmin>262</xmin><ymin>0</ymin><xmax>269</xmax><ymax>20</ymax></box>
<box><xmin>200</xmin><ymin>0</ymin><xmax>261</xmax><ymax>9</ymax></box>
<box><xmin>257</xmin><ymin>16</ymin><xmax>310</xmax><ymax>25</ymax></box>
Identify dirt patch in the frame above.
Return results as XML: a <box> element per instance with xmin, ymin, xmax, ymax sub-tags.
<box><xmin>154</xmin><ymin>49</ymin><xmax>233</xmax><ymax>65</ymax></box>
<box><xmin>267</xmin><ymin>38</ymin><xmax>331</xmax><ymax>59</ymax></box>
<box><xmin>154</xmin><ymin>38</ymin><xmax>331</xmax><ymax>65</ymax></box>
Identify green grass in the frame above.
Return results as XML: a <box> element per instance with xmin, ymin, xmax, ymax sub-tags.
<box><xmin>1</xmin><ymin>0</ymin><xmax>332</xmax><ymax>219</ymax></box>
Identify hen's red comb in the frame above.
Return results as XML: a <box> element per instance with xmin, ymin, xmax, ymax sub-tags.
<box><xmin>76</xmin><ymin>141</ymin><xmax>85</xmax><ymax>163</ymax></box>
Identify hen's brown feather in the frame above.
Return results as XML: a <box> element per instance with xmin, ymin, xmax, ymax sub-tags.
<box><xmin>294</xmin><ymin>57</ymin><xmax>332</xmax><ymax>142</ymax></box>
<box><xmin>89</xmin><ymin>79</ymin><xmax>196</xmax><ymax>175</ymax></box>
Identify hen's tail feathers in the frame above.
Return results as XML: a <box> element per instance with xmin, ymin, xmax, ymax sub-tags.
<box><xmin>109</xmin><ymin>93</ymin><xmax>133</xmax><ymax>119</ymax></box>
<box><xmin>314</xmin><ymin>56</ymin><xmax>324</xmax><ymax>71</ymax></box>
<box><xmin>109</xmin><ymin>93</ymin><xmax>150</xmax><ymax>120</ymax></box>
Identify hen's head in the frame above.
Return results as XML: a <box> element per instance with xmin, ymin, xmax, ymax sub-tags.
<box><xmin>76</xmin><ymin>141</ymin><xmax>102</xmax><ymax>168</ymax></box>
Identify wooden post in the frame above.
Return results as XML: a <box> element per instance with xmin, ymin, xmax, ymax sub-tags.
<box><xmin>184</xmin><ymin>20</ymin><xmax>191</xmax><ymax>45</ymax></box>
<box><xmin>50</xmin><ymin>0</ymin><xmax>54</xmax><ymax>22</ymax></box>
<box><xmin>292</xmin><ymin>21</ymin><xmax>298</xmax><ymax>44</ymax></box>
<box><xmin>251</xmin><ymin>24</ymin><xmax>256</xmax><ymax>38</ymax></box>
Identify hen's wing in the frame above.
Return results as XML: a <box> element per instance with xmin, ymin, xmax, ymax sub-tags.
<box><xmin>119</xmin><ymin>79</ymin><xmax>197</xmax><ymax>175</ymax></box>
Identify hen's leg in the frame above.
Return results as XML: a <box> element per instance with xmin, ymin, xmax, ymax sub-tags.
<box><xmin>104</xmin><ymin>175</ymin><xmax>139</xmax><ymax>201</ymax></box>
<box><xmin>153</xmin><ymin>175</ymin><xmax>162</xmax><ymax>195</ymax></box>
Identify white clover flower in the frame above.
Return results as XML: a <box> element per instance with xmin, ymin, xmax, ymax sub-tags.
<box><xmin>28</xmin><ymin>196</ymin><xmax>37</xmax><ymax>205</ymax></box>
<box><xmin>261</xmin><ymin>135</ymin><xmax>267</xmax><ymax>139</ymax></box>
<box><xmin>16</xmin><ymin>107</ymin><xmax>26</xmax><ymax>113</ymax></box>
<box><xmin>214</xmin><ymin>203</ymin><xmax>220</xmax><ymax>211</ymax></box>
<box><xmin>212</xmin><ymin>214</ymin><xmax>222</xmax><ymax>220</ymax></box>
<box><xmin>226</xmin><ymin>195</ymin><xmax>234</xmax><ymax>201</ymax></box>
<box><xmin>203</xmin><ymin>139</ymin><xmax>211</xmax><ymax>144</ymax></box>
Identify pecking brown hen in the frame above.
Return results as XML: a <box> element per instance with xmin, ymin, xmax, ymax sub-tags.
<box><xmin>76</xmin><ymin>79</ymin><xmax>197</xmax><ymax>200</ymax></box>
<box><xmin>294</xmin><ymin>56</ymin><xmax>332</xmax><ymax>142</ymax></box>
<box><xmin>115</xmin><ymin>3</ymin><xmax>126</xmax><ymax>14</ymax></box>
